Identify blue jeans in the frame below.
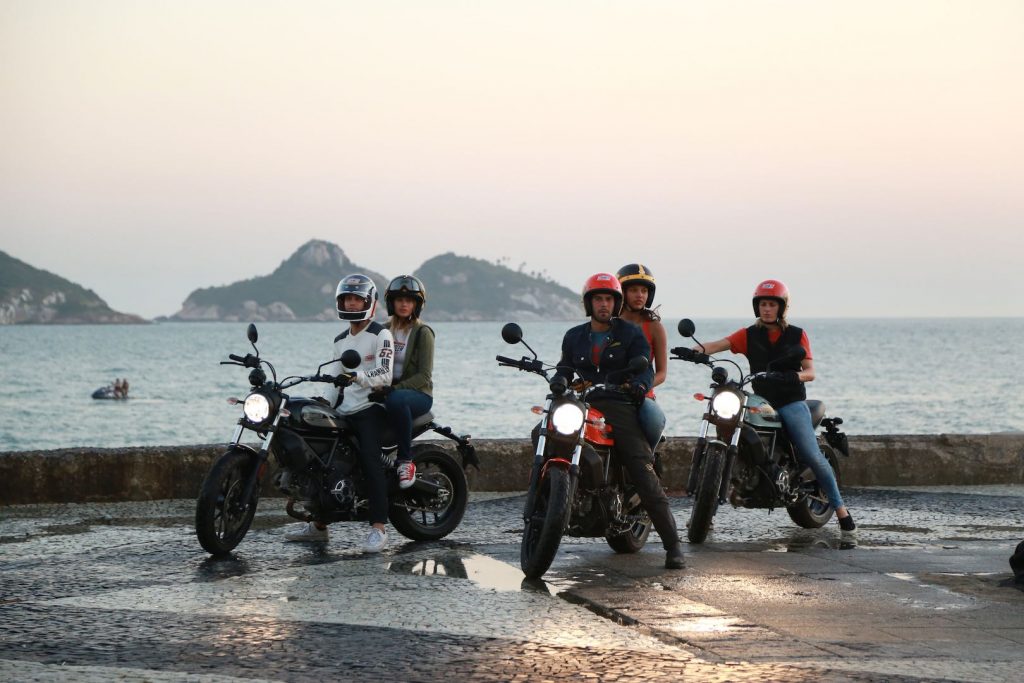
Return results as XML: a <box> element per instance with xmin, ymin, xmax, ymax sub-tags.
<box><xmin>637</xmin><ymin>398</ymin><xmax>666</xmax><ymax>452</ymax></box>
<box><xmin>383</xmin><ymin>389</ymin><xmax>433</xmax><ymax>462</ymax></box>
<box><xmin>777</xmin><ymin>400</ymin><xmax>845</xmax><ymax>510</ymax></box>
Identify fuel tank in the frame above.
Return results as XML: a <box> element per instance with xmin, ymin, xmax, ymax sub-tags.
<box><xmin>281</xmin><ymin>398</ymin><xmax>348</xmax><ymax>433</ymax></box>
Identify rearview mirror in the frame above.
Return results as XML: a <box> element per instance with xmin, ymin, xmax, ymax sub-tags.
<box><xmin>340</xmin><ymin>349</ymin><xmax>362</xmax><ymax>369</ymax></box>
<box><xmin>628</xmin><ymin>356</ymin><xmax>649</xmax><ymax>373</ymax></box>
<box><xmin>501</xmin><ymin>322</ymin><xmax>523</xmax><ymax>345</ymax></box>
<box><xmin>247</xmin><ymin>323</ymin><xmax>259</xmax><ymax>344</ymax></box>
<box><xmin>677</xmin><ymin>319</ymin><xmax>695</xmax><ymax>338</ymax></box>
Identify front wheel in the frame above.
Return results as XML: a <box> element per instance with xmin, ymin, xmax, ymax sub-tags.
<box><xmin>786</xmin><ymin>443</ymin><xmax>839</xmax><ymax>528</ymax></box>
<box><xmin>195</xmin><ymin>449</ymin><xmax>260</xmax><ymax>555</ymax></box>
<box><xmin>687</xmin><ymin>442</ymin><xmax>725</xmax><ymax>544</ymax></box>
<box><xmin>389</xmin><ymin>445</ymin><xmax>469</xmax><ymax>541</ymax></box>
<box><xmin>520</xmin><ymin>467</ymin><xmax>571</xmax><ymax>579</ymax></box>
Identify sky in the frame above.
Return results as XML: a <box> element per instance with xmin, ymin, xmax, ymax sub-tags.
<box><xmin>2</xmin><ymin>1</ymin><xmax>1022</xmax><ymax>319</ymax></box>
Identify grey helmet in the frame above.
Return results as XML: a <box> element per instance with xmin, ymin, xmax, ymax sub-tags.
<box><xmin>335</xmin><ymin>274</ymin><xmax>378</xmax><ymax>322</ymax></box>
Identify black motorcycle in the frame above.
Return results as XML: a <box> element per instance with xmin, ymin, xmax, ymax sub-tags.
<box><xmin>497</xmin><ymin>323</ymin><xmax>655</xmax><ymax>579</ymax></box>
<box><xmin>671</xmin><ymin>319</ymin><xmax>850</xmax><ymax>544</ymax></box>
<box><xmin>195</xmin><ymin>323</ymin><xmax>475</xmax><ymax>555</ymax></box>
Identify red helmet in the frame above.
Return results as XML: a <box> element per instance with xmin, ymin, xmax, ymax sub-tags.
<box><xmin>752</xmin><ymin>279</ymin><xmax>790</xmax><ymax>319</ymax></box>
<box><xmin>582</xmin><ymin>273</ymin><xmax>623</xmax><ymax>317</ymax></box>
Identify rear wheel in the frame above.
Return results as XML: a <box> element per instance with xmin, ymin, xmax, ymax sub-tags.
<box><xmin>389</xmin><ymin>446</ymin><xmax>468</xmax><ymax>541</ymax></box>
<box><xmin>687</xmin><ymin>443</ymin><xmax>725</xmax><ymax>544</ymax></box>
<box><xmin>786</xmin><ymin>443</ymin><xmax>839</xmax><ymax>528</ymax></box>
<box><xmin>520</xmin><ymin>467</ymin><xmax>571</xmax><ymax>579</ymax></box>
<box><xmin>195</xmin><ymin>449</ymin><xmax>260</xmax><ymax>555</ymax></box>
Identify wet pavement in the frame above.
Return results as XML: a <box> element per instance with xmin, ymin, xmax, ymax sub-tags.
<box><xmin>2</xmin><ymin>487</ymin><xmax>1022</xmax><ymax>682</ymax></box>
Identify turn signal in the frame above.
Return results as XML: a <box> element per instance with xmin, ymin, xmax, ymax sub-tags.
<box><xmin>693</xmin><ymin>393</ymin><xmax>706</xmax><ymax>401</ymax></box>
<box><xmin>227</xmin><ymin>397</ymin><xmax>241</xmax><ymax>405</ymax></box>
<box><xmin>531</xmin><ymin>405</ymin><xmax>544</xmax><ymax>415</ymax></box>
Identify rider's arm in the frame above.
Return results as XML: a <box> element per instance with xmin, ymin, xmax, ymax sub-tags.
<box><xmin>553</xmin><ymin>331</ymin><xmax>576</xmax><ymax>383</ymax></box>
<box><xmin>697</xmin><ymin>337</ymin><xmax>732</xmax><ymax>355</ymax></box>
<box><xmin>798</xmin><ymin>358</ymin><xmax>816</xmax><ymax>383</ymax></box>
<box><xmin>354</xmin><ymin>328</ymin><xmax>395</xmax><ymax>389</ymax></box>
<box><xmin>650</xmin><ymin>320</ymin><xmax>668</xmax><ymax>388</ymax></box>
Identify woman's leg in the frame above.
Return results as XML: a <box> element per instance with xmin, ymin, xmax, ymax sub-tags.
<box><xmin>777</xmin><ymin>401</ymin><xmax>845</xmax><ymax>511</ymax></box>
<box><xmin>384</xmin><ymin>389</ymin><xmax>433</xmax><ymax>462</ymax></box>
<box><xmin>636</xmin><ymin>399</ymin><xmax>666</xmax><ymax>452</ymax></box>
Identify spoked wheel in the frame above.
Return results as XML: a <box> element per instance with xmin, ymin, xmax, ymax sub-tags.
<box><xmin>195</xmin><ymin>449</ymin><xmax>260</xmax><ymax>555</ymax></box>
<box><xmin>520</xmin><ymin>467</ymin><xmax>571</xmax><ymax>579</ymax></box>
<box><xmin>389</xmin><ymin>446</ymin><xmax>468</xmax><ymax>541</ymax></box>
<box><xmin>687</xmin><ymin>442</ymin><xmax>725</xmax><ymax>544</ymax></box>
<box><xmin>787</xmin><ymin>444</ymin><xmax>839</xmax><ymax>528</ymax></box>
<box><xmin>606</xmin><ymin>492</ymin><xmax>652</xmax><ymax>553</ymax></box>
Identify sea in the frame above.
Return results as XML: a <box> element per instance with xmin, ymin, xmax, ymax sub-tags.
<box><xmin>1</xmin><ymin>318</ymin><xmax>1022</xmax><ymax>452</ymax></box>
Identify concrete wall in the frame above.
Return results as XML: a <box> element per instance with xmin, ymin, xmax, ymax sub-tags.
<box><xmin>2</xmin><ymin>434</ymin><xmax>1023</xmax><ymax>506</ymax></box>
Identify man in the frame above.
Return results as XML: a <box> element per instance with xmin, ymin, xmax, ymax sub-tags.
<box><xmin>284</xmin><ymin>273</ymin><xmax>394</xmax><ymax>552</ymax></box>
<box><xmin>551</xmin><ymin>272</ymin><xmax>686</xmax><ymax>569</ymax></box>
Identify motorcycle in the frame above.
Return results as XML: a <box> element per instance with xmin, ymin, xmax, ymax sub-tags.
<box><xmin>195</xmin><ymin>323</ymin><xmax>476</xmax><ymax>555</ymax></box>
<box><xmin>497</xmin><ymin>322</ymin><xmax>656</xmax><ymax>579</ymax></box>
<box><xmin>671</xmin><ymin>319</ymin><xmax>850</xmax><ymax>544</ymax></box>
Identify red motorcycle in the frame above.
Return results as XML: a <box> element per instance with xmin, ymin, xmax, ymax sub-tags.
<box><xmin>497</xmin><ymin>323</ymin><xmax>655</xmax><ymax>579</ymax></box>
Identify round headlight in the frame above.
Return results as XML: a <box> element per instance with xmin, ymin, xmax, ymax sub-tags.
<box><xmin>551</xmin><ymin>403</ymin><xmax>585</xmax><ymax>436</ymax></box>
<box><xmin>243</xmin><ymin>393</ymin><xmax>272</xmax><ymax>424</ymax></box>
<box><xmin>711</xmin><ymin>391</ymin><xmax>742</xmax><ymax>420</ymax></box>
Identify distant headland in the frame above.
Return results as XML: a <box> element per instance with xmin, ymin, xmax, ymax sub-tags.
<box><xmin>2</xmin><ymin>241</ymin><xmax>582</xmax><ymax>324</ymax></box>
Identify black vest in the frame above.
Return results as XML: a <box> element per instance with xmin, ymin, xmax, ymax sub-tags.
<box><xmin>746</xmin><ymin>324</ymin><xmax>806</xmax><ymax>408</ymax></box>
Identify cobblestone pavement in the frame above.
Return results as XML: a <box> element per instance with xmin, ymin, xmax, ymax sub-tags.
<box><xmin>2</xmin><ymin>487</ymin><xmax>1022</xmax><ymax>682</ymax></box>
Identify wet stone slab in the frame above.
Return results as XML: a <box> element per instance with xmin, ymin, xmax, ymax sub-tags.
<box><xmin>1</xmin><ymin>488</ymin><xmax>1023</xmax><ymax>682</ymax></box>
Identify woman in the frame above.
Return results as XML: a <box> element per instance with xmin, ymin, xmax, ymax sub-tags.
<box><xmin>616</xmin><ymin>264</ymin><xmax>667</xmax><ymax>452</ymax></box>
<box><xmin>696</xmin><ymin>279</ymin><xmax>856</xmax><ymax>536</ymax></box>
<box><xmin>379</xmin><ymin>275</ymin><xmax>435</xmax><ymax>489</ymax></box>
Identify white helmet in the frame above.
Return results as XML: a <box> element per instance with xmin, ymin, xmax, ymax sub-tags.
<box><xmin>335</xmin><ymin>274</ymin><xmax>378</xmax><ymax>322</ymax></box>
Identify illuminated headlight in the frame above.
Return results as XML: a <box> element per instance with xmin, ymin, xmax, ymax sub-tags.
<box><xmin>551</xmin><ymin>403</ymin><xmax>585</xmax><ymax>436</ymax></box>
<box><xmin>711</xmin><ymin>391</ymin><xmax>742</xmax><ymax>420</ymax></box>
<box><xmin>243</xmin><ymin>393</ymin><xmax>272</xmax><ymax>424</ymax></box>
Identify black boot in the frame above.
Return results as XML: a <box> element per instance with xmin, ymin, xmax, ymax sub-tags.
<box><xmin>665</xmin><ymin>542</ymin><xmax>686</xmax><ymax>569</ymax></box>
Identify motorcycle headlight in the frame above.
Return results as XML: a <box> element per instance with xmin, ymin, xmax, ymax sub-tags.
<box><xmin>711</xmin><ymin>391</ymin><xmax>742</xmax><ymax>421</ymax></box>
<box><xmin>551</xmin><ymin>403</ymin><xmax>585</xmax><ymax>436</ymax></box>
<box><xmin>243</xmin><ymin>392</ymin><xmax>273</xmax><ymax>425</ymax></box>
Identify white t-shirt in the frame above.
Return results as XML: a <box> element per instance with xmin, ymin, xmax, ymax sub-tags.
<box><xmin>321</xmin><ymin>321</ymin><xmax>394</xmax><ymax>414</ymax></box>
<box><xmin>391</xmin><ymin>326</ymin><xmax>411</xmax><ymax>380</ymax></box>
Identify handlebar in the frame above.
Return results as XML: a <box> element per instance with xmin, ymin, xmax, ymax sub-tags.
<box><xmin>671</xmin><ymin>347</ymin><xmax>710</xmax><ymax>365</ymax></box>
<box><xmin>495</xmin><ymin>355</ymin><xmax>546</xmax><ymax>376</ymax></box>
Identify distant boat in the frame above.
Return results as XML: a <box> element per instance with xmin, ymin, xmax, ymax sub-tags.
<box><xmin>91</xmin><ymin>385</ymin><xmax>128</xmax><ymax>400</ymax></box>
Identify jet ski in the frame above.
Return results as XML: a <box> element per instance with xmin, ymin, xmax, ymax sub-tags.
<box><xmin>92</xmin><ymin>385</ymin><xmax>128</xmax><ymax>400</ymax></box>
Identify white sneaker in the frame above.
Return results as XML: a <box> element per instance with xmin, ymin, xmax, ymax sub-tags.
<box><xmin>397</xmin><ymin>461</ymin><xmax>416</xmax><ymax>489</ymax></box>
<box><xmin>364</xmin><ymin>527</ymin><xmax>388</xmax><ymax>553</ymax></box>
<box><xmin>284</xmin><ymin>521</ymin><xmax>328</xmax><ymax>542</ymax></box>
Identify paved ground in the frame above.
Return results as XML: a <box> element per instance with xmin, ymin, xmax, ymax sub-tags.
<box><xmin>2</xmin><ymin>486</ymin><xmax>1022</xmax><ymax>682</ymax></box>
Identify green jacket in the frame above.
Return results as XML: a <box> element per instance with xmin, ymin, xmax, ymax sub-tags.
<box><xmin>385</xmin><ymin>320</ymin><xmax>434</xmax><ymax>396</ymax></box>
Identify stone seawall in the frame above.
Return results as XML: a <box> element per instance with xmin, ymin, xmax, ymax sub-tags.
<box><xmin>1</xmin><ymin>434</ymin><xmax>1023</xmax><ymax>506</ymax></box>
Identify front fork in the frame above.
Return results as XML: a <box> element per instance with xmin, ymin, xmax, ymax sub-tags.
<box><xmin>687</xmin><ymin>402</ymin><xmax>747</xmax><ymax>504</ymax></box>
<box><xmin>231</xmin><ymin>402</ymin><xmax>287</xmax><ymax>510</ymax></box>
<box><xmin>523</xmin><ymin>399</ymin><xmax>581</xmax><ymax>523</ymax></box>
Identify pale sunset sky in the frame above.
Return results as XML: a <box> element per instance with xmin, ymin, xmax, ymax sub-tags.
<box><xmin>1</xmin><ymin>1</ymin><xmax>1022</xmax><ymax>319</ymax></box>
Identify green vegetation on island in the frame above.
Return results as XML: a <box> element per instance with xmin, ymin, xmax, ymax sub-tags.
<box><xmin>0</xmin><ymin>250</ymin><xmax>146</xmax><ymax>325</ymax></box>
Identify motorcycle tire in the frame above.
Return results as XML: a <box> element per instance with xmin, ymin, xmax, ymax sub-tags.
<box><xmin>520</xmin><ymin>467</ymin><xmax>571</xmax><ymax>579</ymax></box>
<box><xmin>195</xmin><ymin>449</ymin><xmax>260</xmax><ymax>555</ymax></box>
<box><xmin>389</xmin><ymin>445</ymin><xmax>469</xmax><ymax>541</ymax></box>
<box><xmin>786</xmin><ymin>443</ymin><xmax>840</xmax><ymax>528</ymax></box>
<box><xmin>605</xmin><ymin>498</ymin><xmax>652</xmax><ymax>554</ymax></box>
<box><xmin>687</xmin><ymin>442</ymin><xmax>725</xmax><ymax>544</ymax></box>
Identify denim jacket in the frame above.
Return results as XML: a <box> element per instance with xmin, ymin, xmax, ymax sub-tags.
<box><xmin>553</xmin><ymin>318</ymin><xmax>654</xmax><ymax>391</ymax></box>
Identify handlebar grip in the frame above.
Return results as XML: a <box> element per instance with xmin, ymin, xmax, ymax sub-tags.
<box><xmin>228</xmin><ymin>354</ymin><xmax>245</xmax><ymax>363</ymax></box>
<box><xmin>495</xmin><ymin>355</ymin><xmax>519</xmax><ymax>365</ymax></box>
